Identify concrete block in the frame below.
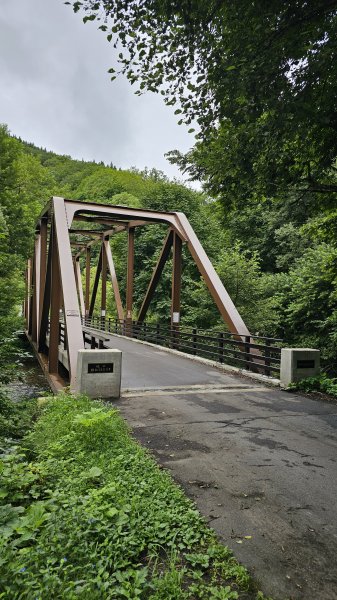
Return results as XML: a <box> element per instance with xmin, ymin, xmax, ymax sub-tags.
<box><xmin>280</xmin><ymin>348</ymin><xmax>320</xmax><ymax>387</ymax></box>
<box><xmin>76</xmin><ymin>349</ymin><xmax>122</xmax><ymax>398</ymax></box>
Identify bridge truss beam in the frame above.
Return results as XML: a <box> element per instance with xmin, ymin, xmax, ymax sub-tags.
<box><xmin>25</xmin><ymin>197</ymin><xmax>251</xmax><ymax>391</ymax></box>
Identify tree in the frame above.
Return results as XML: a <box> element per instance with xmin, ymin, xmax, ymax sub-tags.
<box><xmin>69</xmin><ymin>1</ymin><xmax>337</xmax><ymax>208</ymax></box>
<box><xmin>183</xmin><ymin>245</ymin><xmax>282</xmax><ymax>334</ymax></box>
<box><xmin>279</xmin><ymin>243</ymin><xmax>337</xmax><ymax>371</ymax></box>
<box><xmin>0</xmin><ymin>127</ymin><xmax>25</xmax><ymax>336</ymax></box>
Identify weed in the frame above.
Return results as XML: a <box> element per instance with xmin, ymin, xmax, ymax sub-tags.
<box><xmin>0</xmin><ymin>394</ymin><xmax>269</xmax><ymax>598</ymax></box>
<box><xmin>289</xmin><ymin>374</ymin><xmax>337</xmax><ymax>398</ymax></box>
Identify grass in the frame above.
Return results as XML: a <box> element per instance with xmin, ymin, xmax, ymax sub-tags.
<box><xmin>0</xmin><ymin>393</ymin><xmax>271</xmax><ymax>599</ymax></box>
<box><xmin>288</xmin><ymin>374</ymin><xmax>337</xmax><ymax>398</ymax></box>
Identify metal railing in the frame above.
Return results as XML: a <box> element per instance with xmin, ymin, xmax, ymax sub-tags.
<box><xmin>57</xmin><ymin>321</ymin><xmax>109</xmax><ymax>352</ymax></box>
<box><xmin>82</xmin><ymin>316</ymin><xmax>282</xmax><ymax>377</ymax></box>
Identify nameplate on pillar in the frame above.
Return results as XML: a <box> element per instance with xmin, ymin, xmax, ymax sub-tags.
<box><xmin>88</xmin><ymin>363</ymin><xmax>114</xmax><ymax>374</ymax></box>
<box><xmin>296</xmin><ymin>359</ymin><xmax>315</xmax><ymax>369</ymax></box>
<box><xmin>66</xmin><ymin>310</ymin><xmax>80</xmax><ymax>317</ymax></box>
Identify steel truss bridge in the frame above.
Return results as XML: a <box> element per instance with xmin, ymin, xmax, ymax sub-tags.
<box><xmin>25</xmin><ymin>197</ymin><xmax>281</xmax><ymax>391</ymax></box>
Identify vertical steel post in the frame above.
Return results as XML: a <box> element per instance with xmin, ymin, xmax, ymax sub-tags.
<box><xmin>171</xmin><ymin>232</ymin><xmax>182</xmax><ymax>350</ymax></box>
<box><xmin>24</xmin><ymin>266</ymin><xmax>28</xmax><ymax>322</ymax></box>
<box><xmin>28</xmin><ymin>256</ymin><xmax>34</xmax><ymax>336</ymax></box>
<box><xmin>126</xmin><ymin>227</ymin><xmax>135</xmax><ymax>332</ymax></box>
<box><xmin>52</xmin><ymin>197</ymin><xmax>84</xmax><ymax>389</ymax></box>
<box><xmin>25</xmin><ymin>259</ymin><xmax>32</xmax><ymax>329</ymax></box>
<box><xmin>49</xmin><ymin>225</ymin><xmax>61</xmax><ymax>374</ymax></box>
<box><xmin>171</xmin><ymin>232</ymin><xmax>182</xmax><ymax>326</ymax></box>
<box><xmin>85</xmin><ymin>246</ymin><xmax>91</xmax><ymax>322</ymax></box>
<box><xmin>38</xmin><ymin>233</ymin><xmax>53</xmax><ymax>353</ymax></box>
<box><xmin>31</xmin><ymin>234</ymin><xmax>41</xmax><ymax>343</ymax></box>
<box><xmin>101</xmin><ymin>238</ymin><xmax>107</xmax><ymax>329</ymax></box>
<box><xmin>39</xmin><ymin>218</ymin><xmax>48</xmax><ymax>329</ymax></box>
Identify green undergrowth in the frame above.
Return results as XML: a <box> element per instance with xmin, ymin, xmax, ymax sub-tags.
<box><xmin>288</xmin><ymin>374</ymin><xmax>337</xmax><ymax>398</ymax></box>
<box><xmin>0</xmin><ymin>394</ymin><xmax>271</xmax><ymax>599</ymax></box>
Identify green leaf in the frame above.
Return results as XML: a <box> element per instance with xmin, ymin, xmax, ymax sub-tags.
<box><xmin>87</xmin><ymin>466</ymin><xmax>103</xmax><ymax>478</ymax></box>
<box><xmin>83</xmin><ymin>14</ymin><xmax>96</xmax><ymax>23</ymax></box>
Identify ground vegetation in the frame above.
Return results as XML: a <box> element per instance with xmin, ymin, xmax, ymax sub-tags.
<box><xmin>0</xmin><ymin>393</ymin><xmax>271</xmax><ymax>599</ymax></box>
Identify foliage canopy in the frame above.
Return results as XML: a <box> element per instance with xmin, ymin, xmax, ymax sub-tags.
<box><xmin>69</xmin><ymin>0</ymin><xmax>337</xmax><ymax>207</ymax></box>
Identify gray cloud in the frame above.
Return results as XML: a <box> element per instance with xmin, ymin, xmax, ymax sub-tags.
<box><xmin>0</xmin><ymin>0</ymin><xmax>196</xmax><ymax>182</ymax></box>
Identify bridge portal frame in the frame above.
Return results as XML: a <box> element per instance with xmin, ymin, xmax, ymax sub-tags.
<box><xmin>25</xmin><ymin>196</ymin><xmax>251</xmax><ymax>391</ymax></box>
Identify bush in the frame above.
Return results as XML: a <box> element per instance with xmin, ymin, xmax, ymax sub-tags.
<box><xmin>289</xmin><ymin>374</ymin><xmax>337</xmax><ymax>398</ymax></box>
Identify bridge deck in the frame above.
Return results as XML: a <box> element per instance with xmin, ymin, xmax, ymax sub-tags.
<box><xmin>99</xmin><ymin>332</ymin><xmax>250</xmax><ymax>390</ymax></box>
<box><xmin>94</xmin><ymin>333</ymin><xmax>337</xmax><ymax>600</ymax></box>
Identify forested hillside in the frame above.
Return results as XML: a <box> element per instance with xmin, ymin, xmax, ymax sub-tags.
<box><xmin>0</xmin><ymin>123</ymin><xmax>336</xmax><ymax>372</ymax></box>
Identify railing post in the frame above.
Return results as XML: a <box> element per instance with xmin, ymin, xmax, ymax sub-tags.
<box><xmin>63</xmin><ymin>325</ymin><xmax>67</xmax><ymax>351</ymax></box>
<box><xmin>218</xmin><ymin>332</ymin><xmax>224</xmax><ymax>364</ymax></box>
<box><xmin>265</xmin><ymin>338</ymin><xmax>271</xmax><ymax>377</ymax></box>
<box><xmin>171</xmin><ymin>325</ymin><xmax>180</xmax><ymax>351</ymax></box>
<box><xmin>192</xmin><ymin>328</ymin><xmax>197</xmax><ymax>355</ymax></box>
<box><xmin>245</xmin><ymin>335</ymin><xmax>251</xmax><ymax>370</ymax></box>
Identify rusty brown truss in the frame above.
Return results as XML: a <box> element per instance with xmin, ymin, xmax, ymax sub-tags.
<box><xmin>25</xmin><ymin>197</ymin><xmax>251</xmax><ymax>391</ymax></box>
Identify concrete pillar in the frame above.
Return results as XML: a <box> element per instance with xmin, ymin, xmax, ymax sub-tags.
<box><xmin>76</xmin><ymin>349</ymin><xmax>122</xmax><ymax>398</ymax></box>
<box><xmin>280</xmin><ymin>348</ymin><xmax>320</xmax><ymax>388</ymax></box>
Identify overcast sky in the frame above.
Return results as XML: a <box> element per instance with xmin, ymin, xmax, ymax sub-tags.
<box><xmin>0</xmin><ymin>0</ymin><xmax>195</xmax><ymax>182</ymax></box>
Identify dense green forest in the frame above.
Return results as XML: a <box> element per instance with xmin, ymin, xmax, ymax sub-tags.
<box><xmin>0</xmin><ymin>122</ymin><xmax>336</xmax><ymax>373</ymax></box>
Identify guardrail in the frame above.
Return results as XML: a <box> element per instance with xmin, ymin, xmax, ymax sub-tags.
<box><xmin>82</xmin><ymin>316</ymin><xmax>282</xmax><ymax>378</ymax></box>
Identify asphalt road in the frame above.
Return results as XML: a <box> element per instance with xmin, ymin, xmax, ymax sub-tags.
<box><xmin>105</xmin><ymin>334</ymin><xmax>337</xmax><ymax>600</ymax></box>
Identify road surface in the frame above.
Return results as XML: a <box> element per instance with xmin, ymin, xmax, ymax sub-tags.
<box><xmin>104</xmin><ymin>334</ymin><xmax>337</xmax><ymax>600</ymax></box>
